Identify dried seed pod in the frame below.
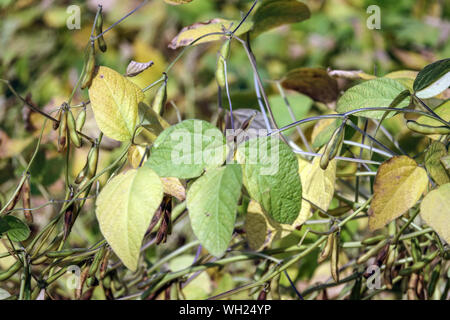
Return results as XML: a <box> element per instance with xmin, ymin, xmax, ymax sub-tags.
<box><xmin>57</xmin><ymin>109</ymin><xmax>68</xmax><ymax>152</ymax></box>
<box><xmin>5</xmin><ymin>181</ymin><xmax>24</xmax><ymax>213</ymax></box>
<box><xmin>406</xmin><ymin>120</ymin><xmax>450</xmax><ymax>135</ymax></box>
<box><xmin>67</xmin><ymin>108</ymin><xmax>82</xmax><ymax>148</ymax></box>
<box><xmin>152</xmin><ymin>78</ymin><xmax>167</xmax><ymax>115</ymax></box>
<box><xmin>383</xmin><ymin>245</ymin><xmax>396</xmax><ymax>289</ymax></box>
<box><xmin>320</xmin><ymin>123</ymin><xmax>344</xmax><ymax>170</ymax></box>
<box><xmin>22</xmin><ymin>177</ymin><xmax>32</xmax><ymax>223</ymax></box>
<box><xmin>318</xmin><ymin>233</ymin><xmax>334</xmax><ymax>263</ymax></box>
<box><xmin>215</xmin><ymin>40</ymin><xmax>231</xmax><ymax>88</ymax></box>
<box><xmin>330</xmin><ymin>232</ymin><xmax>340</xmax><ymax>283</ymax></box>
<box><xmin>80</xmin><ymin>42</ymin><xmax>96</xmax><ymax>90</ymax></box>
<box><xmin>95</xmin><ymin>6</ymin><xmax>107</xmax><ymax>52</ymax></box>
<box><xmin>407</xmin><ymin>273</ymin><xmax>419</xmax><ymax>300</ymax></box>
<box><xmin>63</xmin><ymin>186</ymin><xmax>78</xmax><ymax>240</ymax></box>
<box><xmin>76</xmin><ymin>107</ymin><xmax>86</xmax><ymax>132</ymax></box>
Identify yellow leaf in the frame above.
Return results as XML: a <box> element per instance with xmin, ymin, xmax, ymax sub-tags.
<box><xmin>415</xmin><ymin>101</ymin><xmax>450</xmax><ymax>140</ymax></box>
<box><xmin>95</xmin><ymin>167</ymin><xmax>163</xmax><ymax>271</ymax></box>
<box><xmin>293</xmin><ymin>152</ymin><xmax>337</xmax><ymax>227</ymax></box>
<box><xmin>88</xmin><ymin>66</ymin><xmax>145</xmax><ymax>141</ymax></box>
<box><xmin>369</xmin><ymin>156</ymin><xmax>428</xmax><ymax>231</ymax></box>
<box><xmin>161</xmin><ymin>177</ymin><xmax>186</xmax><ymax>201</ymax></box>
<box><xmin>127</xmin><ymin>145</ymin><xmax>147</xmax><ymax>169</ymax></box>
<box><xmin>420</xmin><ymin>183</ymin><xmax>450</xmax><ymax>244</ymax></box>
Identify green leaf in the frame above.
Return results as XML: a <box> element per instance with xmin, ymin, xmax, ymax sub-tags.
<box><xmin>413</xmin><ymin>58</ymin><xmax>450</xmax><ymax>93</ymax></box>
<box><xmin>95</xmin><ymin>166</ymin><xmax>163</xmax><ymax>271</ymax></box>
<box><xmin>0</xmin><ymin>216</ymin><xmax>31</xmax><ymax>242</ymax></box>
<box><xmin>281</xmin><ymin>68</ymin><xmax>338</xmax><ymax>103</ymax></box>
<box><xmin>368</xmin><ymin>156</ymin><xmax>428</xmax><ymax>231</ymax></box>
<box><xmin>237</xmin><ymin>136</ymin><xmax>302</xmax><ymax>224</ymax></box>
<box><xmin>420</xmin><ymin>183</ymin><xmax>450</xmax><ymax>244</ymax></box>
<box><xmin>425</xmin><ymin>141</ymin><xmax>450</xmax><ymax>186</ymax></box>
<box><xmin>252</xmin><ymin>0</ymin><xmax>310</xmax><ymax>36</ymax></box>
<box><xmin>168</xmin><ymin>19</ymin><xmax>253</xmax><ymax>49</ymax></box>
<box><xmin>88</xmin><ymin>66</ymin><xmax>145</xmax><ymax>141</ymax></box>
<box><xmin>187</xmin><ymin>164</ymin><xmax>242</xmax><ymax>256</ymax></box>
<box><xmin>336</xmin><ymin>78</ymin><xmax>409</xmax><ymax>119</ymax></box>
<box><xmin>146</xmin><ymin>119</ymin><xmax>227</xmax><ymax>179</ymax></box>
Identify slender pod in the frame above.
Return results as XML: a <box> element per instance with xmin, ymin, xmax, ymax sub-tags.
<box><xmin>152</xmin><ymin>75</ymin><xmax>167</xmax><ymax>115</ymax></box>
<box><xmin>330</xmin><ymin>232</ymin><xmax>340</xmax><ymax>283</ymax></box>
<box><xmin>67</xmin><ymin>108</ymin><xmax>82</xmax><ymax>148</ymax></box>
<box><xmin>318</xmin><ymin>233</ymin><xmax>334</xmax><ymax>263</ymax></box>
<box><xmin>320</xmin><ymin>122</ymin><xmax>345</xmax><ymax>170</ymax></box>
<box><xmin>57</xmin><ymin>108</ymin><xmax>68</xmax><ymax>152</ymax></box>
<box><xmin>80</xmin><ymin>42</ymin><xmax>96</xmax><ymax>90</ymax></box>
<box><xmin>76</xmin><ymin>107</ymin><xmax>86</xmax><ymax>132</ymax></box>
<box><xmin>88</xmin><ymin>245</ymin><xmax>106</xmax><ymax>277</ymax></box>
<box><xmin>22</xmin><ymin>176</ymin><xmax>32</xmax><ymax>223</ymax></box>
<box><xmin>95</xmin><ymin>6</ymin><xmax>107</xmax><ymax>52</ymax></box>
<box><xmin>215</xmin><ymin>39</ymin><xmax>231</xmax><ymax>88</ymax></box>
<box><xmin>406</xmin><ymin>120</ymin><xmax>450</xmax><ymax>135</ymax></box>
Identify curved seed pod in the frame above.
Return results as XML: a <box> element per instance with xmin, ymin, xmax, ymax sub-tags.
<box><xmin>357</xmin><ymin>239</ymin><xmax>390</xmax><ymax>265</ymax></box>
<box><xmin>99</xmin><ymin>248</ymin><xmax>110</xmax><ymax>279</ymax></box>
<box><xmin>152</xmin><ymin>79</ymin><xmax>167</xmax><ymax>115</ymax></box>
<box><xmin>88</xmin><ymin>246</ymin><xmax>106</xmax><ymax>277</ymax></box>
<box><xmin>67</xmin><ymin>109</ymin><xmax>82</xmax><ymax>148</ymax></box>
<box><xmin>22</xmin><ymin>177</ymin><xmax>32</xmax><ymax>223</ymax></box>
<box><xmin>0</xmin><ymin>261</ymin><xmax>21</xmax><ymax>281</ymax></box>
<box><xmin>384</xmin><ymin>245</ymin><xmax>397</xmax><ymax>289</ymax></box>
<box><xmin>399</xmin><ymin>251</ymin><xmax>439</xmax><ymax>276</ymax></box>
<box><xmin>320</xmin><ymin>123</ymin><xmax>345</xmax><ymax>170</ymax></box>
<box><xmin>215</xmin><ymin>40</ymin><xmax>231</xmax><ymax>88</ymax></box>
<box><xmin>361</xmin><ymin>234</ymin><xmax>386</xmax><ymax>246</ymax></box>
<box><xmin>427</xmin><ymin>263</ymin><xmax>441</xmax><ymax>297</ymax></box>
<box><xmin>87</xmin><ymin>142</ymin><xmax>100</xmax><ymax>178</ymax></box>
<box><xmin>406</xmin><ymin>120</ymin><xmax>450</xmax><ymax>135</ymax></box>
<box><xmin>318</xmin><ymin>233</ymin><xmax>334</xmax><ymax>263</ymax></box>
<box><xmin>53</xmin><ymin>108</ymin><xmax>62</xmax><ymax>130</ymax></box>
<box><xmin>411</xmin><ymin>238</ymin><xmax>422</xmax><ymax>263</ymax></box>
<box><xmin>80</xmin><ymin>42</ymin><xmax>96</xmax><ymax>90</ymax></box>
<box><xmin>95</xmin><ymin>6</ymin><xmax>107</xmax><ymax>52</ymax></box>
<box><xmin>57</xmin><ymin>109</ymin><xmax>68</xmax><ymax>152</ymax></box>
<box><xmin>76</xmin><ymin>107</ymin><xmax>86</xmax><ymax>132</ymax></box>
<box><xmin>75</xmin><ymin>266</ymin><xmax>90</xmax><ymax>300</ymax></box>
<box><xmin>75</xmin><ymin>162</ymin><xmax>89</xmax><ymax>185</ymax></box>
<box><xmin>63</xmin><ymin>186</ymin><xmax>78</xmax><ymax>240</ymax></box>
<box><xmin>330</xmin><ymin>232</ymin><xmax>339</xmax><ymax>283</ymax></box>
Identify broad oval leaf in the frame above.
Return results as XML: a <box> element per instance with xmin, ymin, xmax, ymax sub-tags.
<box><xmin>281</xmin><ymin>68</ymin><xmax>339</xmax><ymax>103</ymax></box>
<box><xmin>413</xmin><ymin>59</ymin><xmax>450</xmax><ymax>92</ymax></box>
<box><xmin>416</xmin><ymin>72</ymin><xmax>450</xmax><ymax>99</ymax></box>
<box><xmin>146</xmin><ymin>119</ymin><xmax>227</xmax><ymax>179</ymax></box>
<box><xmin>0</xmin><ymin>216</ymin><xmax>30</xmax><ymax>242</ymax></box>
<box><xmin>236</xmin><ymin>135</ymin><xmax>302</xmax><ymax>224</ymax></box>
<box><xmin>420</xmin><ymin>183</ymin><xmax>450</xmax><ymax>244</ymax></box>
<box><xmin>425</xmin><ymin>141</ymin><xmax>450</xmax><ymax>186</ymax></box>
<box><xmin>187</xmin><ymin>164</ymin><xmax>242</xmax><ymax>257</ymax></box>
<box><xmin>336</xmin><ymin>78</ymin><xmax>409</xmax><ymax>119</ymax></box>
<box><xmin>96</xmin><ymin>167</ymin><xmax>163</xmax><ymax>271</ymax></box>
<box><xmin>252</xmin><ymin>0</ymin><xmax>310</xmax><ymax>36</ymax></box>
<box><xmin>368</xmin><ymin>156</ymin><xmax>428</xmax><ymax>231</ymax></box>
<box><xmin>89</xmin><ymin>66</ymin><xmax>145</xmax><ymax>141</ymax></box>
<box><xmin>168</xmin><ymin>19</ymin><xmax>253</xmax><ymax>49</ymax></box>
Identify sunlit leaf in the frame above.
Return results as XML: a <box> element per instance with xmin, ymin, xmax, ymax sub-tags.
<box><xmin>88</xmin><ymin>66</ymin><xmax>145</xmax><ymax>141</ymax></box>
<box><xmin>368</xmin><ymin>156</ymin><xmax>428</xmax><ymax>231</ymax></box>
<box><xmin>187</xmin><ymin>164</ymin><xmax>242</xmax><ymax>257</ymax></box>
<box><xmin>336</xmin><ymin>78</ymin><xmax>409</xmax><ymax>119</ymax></box>
<box><xmin>420</xmin><ymin>183</ymin><xmax>450</xmax><ymax>244</ymax></box>
<box><xmin>146</xmin><ymin>120</ymin><xmax>227</xmax><ymax>179</ymax></box>
<box><xmin>96</xmin><ymin>167</ymin><xmax>163</xmax><ymax>271</ymax></box>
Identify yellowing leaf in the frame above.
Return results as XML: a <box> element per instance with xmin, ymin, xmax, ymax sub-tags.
<box><xmin>368</xmin><ymin>156</ymin><xmax>428</xmax><ymax>231</ymax></box>
<box><xmin>168</xmin><ymin>19</ymin><xmax>253</xmax><ymax>49</ymax></box>
<box><xmin>89</xmin><ymin>66</ymin><xmax>145</xmax><ymax>141</ymax></box>
<box><xmin>95</xmin><ymin>167</ymin><xmax>163</xmax><ymax>271</ymax></box>
<box><xmin>420</xmin><ymin>183</ymin><xmax>450</xmax><ymax>244</ymax></box>
<box><xmin>414</xmin><ymin>101</ymin><xmax>450</xmax><ymax>140</ymax></box>
<box><xmin>161</xmin><ymin>177</ymin><xmax>186</xmax><ymax>201</ymax></box>
<box><xmin>294</xmin><ymin>152</ymin><xmax>337</xmax><ymax>227</ymax></box>
<box><xmin>244</xmin><ymin>201</ymin><xmax>290</xmax><ymax>250</ymax></box>
<box><xmin>425</xmin><ymin>141</ymin><xmax>450</xmax><ymax>186</ymax></box>
<box><xmin>128</xmin><ymin>145</ymin><xmax>147</xmax><ymax>168</ymax></box>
